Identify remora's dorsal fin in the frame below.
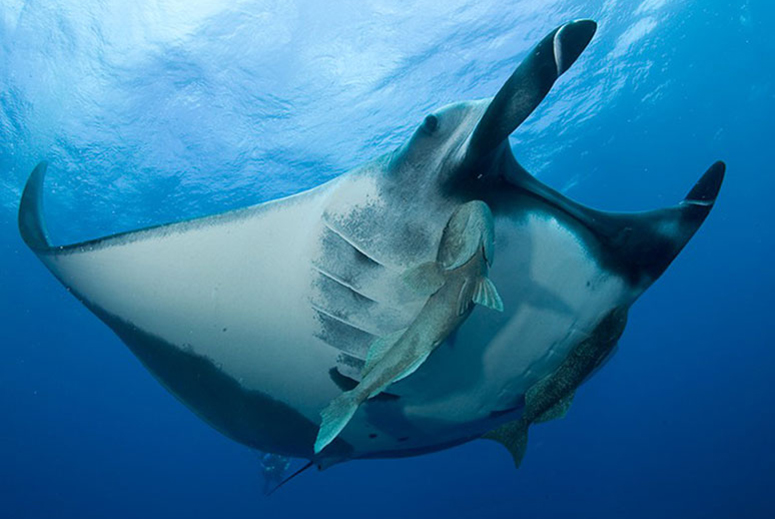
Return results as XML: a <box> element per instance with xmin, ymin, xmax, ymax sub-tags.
<box><xmin>483</xmin><ymin>421</ymin><xmax>529</xmax><ymax>468</ymax></box>
<box><xmin>18</xmin><ymin>161</ymin><xmax>52</xmax><ymax>252</ymax></box>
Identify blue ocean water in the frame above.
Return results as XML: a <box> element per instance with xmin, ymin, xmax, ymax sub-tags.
<box><xmin>1</xmin><ymin>0</ymin><xmax>773</xmax><ymax>517</ymax></box>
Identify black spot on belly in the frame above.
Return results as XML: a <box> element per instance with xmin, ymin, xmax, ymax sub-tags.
<box><xmin>398</xmin><ymin>436</ymin><xmax>410</xmax><ymax>443</ymax></box>
<box><xmin>369</xmin><ymin>433</ymin><xmax>378</xmax><ymax>439</ymax></box>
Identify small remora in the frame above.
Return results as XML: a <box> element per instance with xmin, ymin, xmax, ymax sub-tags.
<box><xmin>314</xmin><ymin>201</ymin><xmax>503</xmax><ymax>455</ymax></box>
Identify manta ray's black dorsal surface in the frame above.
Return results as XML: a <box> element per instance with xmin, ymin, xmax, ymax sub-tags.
<box><xmin>18</xmin><ymin>20</ymin><xmax>724</xmax><ymax>469</ymax></box>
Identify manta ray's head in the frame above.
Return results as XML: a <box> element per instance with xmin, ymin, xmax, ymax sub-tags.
<box><xmin>388</xmin><ymin>19</ymin><xmax>724</xmax><ymax>292</ymax></box>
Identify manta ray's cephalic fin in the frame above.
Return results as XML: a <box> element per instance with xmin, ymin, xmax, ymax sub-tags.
<box><xmin>503</xmin><ymin>158</ymin><xmax>726</xmax><ymax>286</ymax></box>
<box><xmin>465</xmin><ymin>20</ymin><xmax>597</xmax><ymax>166</ymax></box>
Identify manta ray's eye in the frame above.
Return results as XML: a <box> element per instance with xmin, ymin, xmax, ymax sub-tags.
<box><xmin>422</xmin><ymin>114</ymin><xmax>439</xmax><ymax>134</ymax></box>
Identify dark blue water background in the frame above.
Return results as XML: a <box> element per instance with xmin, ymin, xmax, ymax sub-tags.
<box><xmin>1</xmin><ymin>1</ymin><xmax>773</xmax><ymax>517</ymax></box>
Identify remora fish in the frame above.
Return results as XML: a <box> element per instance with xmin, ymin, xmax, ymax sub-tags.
<box><xmin>484</xmin><ymin>307</ymin><xmax>627</xmax><ymax>467</ymax></box>
<box><xmin>315</xmin><ymin>201</ymin><xmax>503</xmax><ymax>453</ymax></box>
<box><xmin>17</xmin><ymin>20</ymin><xmax>725</xmax><ymax>469</ymax></box>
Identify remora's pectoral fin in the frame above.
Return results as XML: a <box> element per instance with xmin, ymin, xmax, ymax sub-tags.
<box><xmin>363</xmin><ymin>328</ymin><xmax>406</xmax><ymax>377</ymax></box>
<box><xmin>472</xmin><ymin>276</ymin><xmax>504</xmax><ymax>312</ymax></box>
<box><xmin>401</xmin><ymin>262</ymin><xmax>444</xmax><ymax>297</ymax></box>
<box><xmin>315</xmin><ymin>392</ymin><xmax>358</xmax><ymax>454</ymax></box>
<box><xmin>534</xmin><ymin>392</ymin><xmax>575</xmax><ymax>424</ymax></box>
<box><xmin>483</xmin><ymin>421</ymin><xmax>529</xmax><ymax>469</ymax></box>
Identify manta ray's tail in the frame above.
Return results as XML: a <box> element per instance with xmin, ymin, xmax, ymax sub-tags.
<box><xmin>315</xmin><ymin>391</ymin><xmax>359</xmax><ymax>454</ymax></box>
<box><xmin>18</xmin><ymin>161</ymin><xmax>52</xmax><ymax>252</ymax></box>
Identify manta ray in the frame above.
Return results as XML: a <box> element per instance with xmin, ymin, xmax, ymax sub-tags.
<box><xmin>18</xmin><ymin>20</ymin><xmax>724</xmax><ymax>470</ymax></box>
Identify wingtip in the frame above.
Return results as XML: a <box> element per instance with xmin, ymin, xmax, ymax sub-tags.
<box><xmin>18</xmin><ymin>161</ymin><xmax>52</xmax><ymax>251</ymax></box>
<box><xmin>685</xmin><ymin>160</ymin><xmax>726</xmax><ymax>205</ymax></box>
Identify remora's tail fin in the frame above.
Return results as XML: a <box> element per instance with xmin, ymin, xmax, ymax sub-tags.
<box><xmin>18</xmin><ymin>161</ymin><xmax>52</xmax><ymax>252</ymax></box>
<box><xmin>315</xmin><ymin>392</ymin><xmax>359</xmax><ymax>454</ymax></box>
<box><xmin>483</xmin><ymin>420</ymin><xmax>529</xmax><ymax>468</ymax></box>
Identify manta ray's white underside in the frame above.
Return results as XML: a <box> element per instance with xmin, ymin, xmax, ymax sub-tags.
<box><xmin>30</xmin><ymin>163</ymin><xmax>631</xmax><ymax>461</ymax></box>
